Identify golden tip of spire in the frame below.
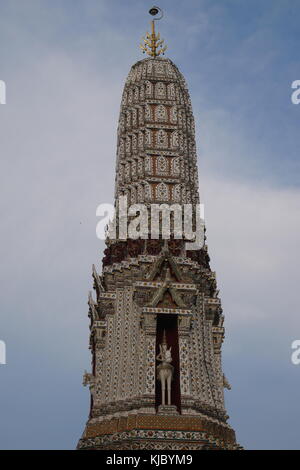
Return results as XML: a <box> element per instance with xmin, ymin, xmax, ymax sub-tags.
<box><xmin>140</xmin><ymin>6</ymin><xmax>167</xmax><ymax>57</ymax></box>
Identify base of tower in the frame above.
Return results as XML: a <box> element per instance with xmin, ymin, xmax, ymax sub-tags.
<box><xmin>77</xmin><ymin>413</ymin><xmax>240</xmax><ymax>450</ymax></box>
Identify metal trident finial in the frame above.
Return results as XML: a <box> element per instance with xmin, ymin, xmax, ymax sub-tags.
<box><xmin>140</xmin><ymin>6</ymin><xmax>167</xmax><ymax>58</ymax></box>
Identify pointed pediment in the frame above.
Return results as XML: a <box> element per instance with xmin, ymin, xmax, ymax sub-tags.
<box><xmin>147</xmin><ymin>249</ymin><xmax>183</xmax><ymax>282</ymax></box>
<box><xmin>148</xmin><ymin>285</ymin><xmax>186</xmax><ymax>309</ymax></box>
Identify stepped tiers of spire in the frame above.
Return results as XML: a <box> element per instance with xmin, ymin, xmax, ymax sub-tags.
<box><xmin>115</xmin><ymin>57</ymin><xmax>199</xmax><ymax>207</ymax></box>
<box><xmin>77</xmin><ymin>57</ymin><xmax>240</xmax><ymax>450</ymax></box>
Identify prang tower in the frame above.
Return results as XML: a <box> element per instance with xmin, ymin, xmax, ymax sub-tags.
<box><xmin>78</xmin><ymin>10</ymin><xmax>239</xmax><ymax>450</ymax></box>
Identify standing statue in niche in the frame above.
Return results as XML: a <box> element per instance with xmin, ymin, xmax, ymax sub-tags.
<box><xmin>156</xmin><ymin>331</ymin><xmax>174</xmax><ymax>406</ymax></box>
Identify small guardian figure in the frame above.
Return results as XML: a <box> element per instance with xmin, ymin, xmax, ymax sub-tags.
<box><xmin>156</xmin><ymin>331</ymin><xmax>174</xmax><ymax>406</ymax></box>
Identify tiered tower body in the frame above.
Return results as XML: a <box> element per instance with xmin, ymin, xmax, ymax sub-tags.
<box><xmin>78</xmin><ymin>56</ymin><xmax>239</xmax><ymax>450</ymax></box>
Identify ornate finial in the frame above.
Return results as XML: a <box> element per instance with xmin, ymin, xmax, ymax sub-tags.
<box><xmin>140</xmin><ymin>6</ymin><xmax>167</xmax><ymax>57</ymax></box>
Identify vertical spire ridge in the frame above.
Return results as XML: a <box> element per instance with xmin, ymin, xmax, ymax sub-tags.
<box><xmin>140</xmin><ymin>6</ymin><xmax>167</xmax><ymax>57</ymax></box>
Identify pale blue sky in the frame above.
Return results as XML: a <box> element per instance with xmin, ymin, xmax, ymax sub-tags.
<box><xmin>0</xmin><ymin>0</ymin><xmax>299</xmax><ymax>449</ymax></box>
